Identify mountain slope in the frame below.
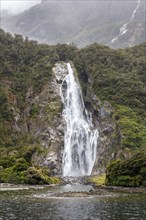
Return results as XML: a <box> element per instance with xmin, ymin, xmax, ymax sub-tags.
<box><xmin>1</xmin><ymin>0</ymin><xmax>145</xmax><ymax>48</ymax></box>
<box><xmin>0</xmin><ymin>29</ymin><xmax>145</xmax><ymax>184</ymax></box>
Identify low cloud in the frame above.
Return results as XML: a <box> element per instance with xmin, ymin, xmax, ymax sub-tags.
<box><xmin>1</xmin><ymin>0</ymin><xmax>41</xmax><ymax>15</ymax></box>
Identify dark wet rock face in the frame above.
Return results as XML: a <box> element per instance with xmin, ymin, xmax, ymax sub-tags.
<box><xmin>10</xmin><ymin>70</ymin><xmax>64</xmax><ymax>176</ymax></box>
<box><xmin>82</xmin><ymin>94</ymin><xmax>121</xmax><ymax>175</ymax></box>
<box><xmin>30</xmin><ymin>77</ymin><xmax>64</xmax><ymax>175</ymax></box>
<box><xmin>94</xmin><ymin>101</ymin><xmax>116</xmax><ymax>174</ymax></box>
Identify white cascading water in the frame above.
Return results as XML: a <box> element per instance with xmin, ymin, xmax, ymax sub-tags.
<box><xmin>60</xmin><ymin>63</ymin><xmax>98</xmax><ymax>177</ymax></box>
<box><xmin>130</xmin><ymin>0</ymin><xmax>141</xmax><ymax>22</ymax></box>
<box><xmin>111</xmin><ymin>0</ymin><xmax>141</xmax><ymax>43</ymax></box>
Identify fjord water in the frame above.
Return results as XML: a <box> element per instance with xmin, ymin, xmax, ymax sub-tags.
<box><xmin>61</xmin><ymin>63</ymin><xmax>98</xmax><ymax>177</ymax></box>
<box><xmin>0</xmin><ymin>187</ymin><xmax>146</xmax><ymax>220</ymax></box>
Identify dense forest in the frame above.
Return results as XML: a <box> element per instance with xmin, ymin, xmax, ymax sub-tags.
<box><xmin>0</xmin><ymin>29</ymin><xmax>145</xmax><ymax>186</ymax></box>
<box><xmin>75</xmin><ymin>43</ymin><xmax>146</xmax><ymax>149</ymax></box>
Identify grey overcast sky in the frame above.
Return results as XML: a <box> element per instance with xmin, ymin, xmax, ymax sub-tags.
<box><xmin>1</xmin><ymin>0</ymin><xmax>142</xmax><ymax>15</ymax></box>
<box><xmin>1</xmin><ymin>0</ymin><xmax>41</xmax><ymax>14</ymax></box>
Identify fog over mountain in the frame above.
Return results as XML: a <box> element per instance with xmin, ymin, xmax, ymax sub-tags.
<box><xmin>1</xmin><ymin>0</ymin><xmax>41</xmax><ymax>15</ymax></box>
<box><xmin>1</xmin><ymin>0</ymin><xmax>146</xmax><ymax>48</ymax></box>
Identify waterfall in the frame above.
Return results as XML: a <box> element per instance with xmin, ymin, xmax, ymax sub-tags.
<box><xmin>111</xmin><ymin>0</ymin><xmax>141</xmax><ymax>44</ymax></box>
<box><xmin>60</xmin><ymin>63</ymin><xmax>98</xmax><ymax>177</ymax></box>
<box><xmin>130</xmin><ymin>0</ymin><xmax>141</xmax><ymax>22</ymax></box>
<box><xmin>111</xmin><ymin>23</ymin><xmax>128</xmax><ymax>43</ymax></box>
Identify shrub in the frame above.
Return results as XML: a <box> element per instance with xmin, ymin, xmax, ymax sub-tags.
<box><xmin>0</xmin><ymin>167</ymin><xmax>28</xmax><ymax>184</ymax></box>
<box><xmin>106</xmin><ymin>152</ymin><xmax>146</xmax><ymax>187</ymax></box>
<box><xmin>24</xmin><ymin>167</ymin><xmax>61</xmax><ymax>185</ymax></box>
<box><xmin>13</xmin><ymin>158</ymin><xmax>29</xmax><ymax>172</ymax></box>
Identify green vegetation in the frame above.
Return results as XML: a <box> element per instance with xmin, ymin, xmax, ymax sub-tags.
<box><xmin>88</xmin><ymin>174</ymin><xmax>106</xmax><ymax>186</ymax></box>
<box><xmin>73</xmin><ymin>43</ymin><xmax>145</xmax><ymax>186</ymax></box>
<box><xmin>0</xmin><ymin>29</ymin><xmax>145</xmax><ymax>185</ymax></box>
<box><xmin>73</xmin><ymin>43</ymin><xmax>146</xmax><ymax>152</ymax></box>
<box><xmin>0</xmin><ymin>29</ymin><xmax>63</xmax><ymax>184</ymax></box>
<box><xmin>74</xmin><ymin>43</ymin><xmax>146</xmax><ymax>115</ymax></box>
<box><xmin>0</xmin><ymin>144</ymin><xmax>61</xmax><ymax>184</ymax></box>
<box><xmin>105</xmin><ymin>152</ymin><xmax>146</xmax><ymax>187</ymax></box>
<box><xmin>115</xmin><ymin>105</ymin><xmax>146</xmax><ymax>150</ymax></box>
<box><xmin>0</xmin><ymin>165</ymin><xmax>61</xmax><ymax>185</ymax></box>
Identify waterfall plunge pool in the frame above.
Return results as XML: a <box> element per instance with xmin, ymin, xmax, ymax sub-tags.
<box><xmin>0</xmin><ymin>184</ymin><xmax>146</xmax><ymax>220</ymax></box>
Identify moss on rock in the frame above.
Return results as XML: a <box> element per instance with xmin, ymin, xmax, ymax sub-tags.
<box><xmin>105</xmin><ymin>151</ymin><xmax>146</xmax><ymax>187</ymax></box>
<box><xmin>88</xmin><ymin>174</ymin><xmax>106</xmax><ymax>186</ymax></box>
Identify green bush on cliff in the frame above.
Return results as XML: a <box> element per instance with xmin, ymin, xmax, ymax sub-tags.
<box><xmin>0</xmin><ymin>158</ymin><xmax>29</xmax><ymax>184</ymax></box>
<box><xmin>24</xmin><ymin>167</ymin><xmax>61</xmax><ymax>185</ymax></box>
<box><xmin>0</xmin><ymin>143</ymin><xmax>61</xmax><ymax>184</ymax></box>
<box><xmin>115</xmin><ymin>105</ymin><xmax>146</xmax><ymax>150</ymax></box>
<box><xmin>88</xmin><ymin>174</ymin><xmax>106</xmax><ymax>185</ymax></box>
<box><xmin>105</xmin><ymin>152</ymin><xmax>146</xmax><ymax>187</ymax></box>
<box><xmin>0</xmin><ymin>163</ymin><xmax>61</xmax><ymax>185</ymax></box>
<box><xmin>0</xmin><ymin>167</ymin><xmax>27</xmax><ymax>184</ymax></box>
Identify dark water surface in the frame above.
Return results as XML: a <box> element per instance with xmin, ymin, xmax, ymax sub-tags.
<box><xmin>0</xmin><ymin>185</ymin><xmax>146</xmax><ymax>220</ymax></box>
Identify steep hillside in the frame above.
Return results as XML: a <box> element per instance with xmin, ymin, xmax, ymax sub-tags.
<box><xmin>0</xmin><ymin>29</ymin><xmax>145</xmax><ymax>184</ymax></box>
<box><xmin>73</xmin><ymin>43</ymin><xmax>146</xmax><ymax>175</ymax></box>
<box><xmin>0</xmin><ymin>29</ymin><xmax>65</xmax><ymax>183</ymax></box>
<box><xmin>1</xmin><ymin>0</ymin><xmax>145</xmax><ymax>48</ymax></box>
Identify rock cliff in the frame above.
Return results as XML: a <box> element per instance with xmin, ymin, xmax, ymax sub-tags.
<box><xmin>0</xmin><ymin>30</ymin><xmax>145</xmax><ymax>184</ymax></box>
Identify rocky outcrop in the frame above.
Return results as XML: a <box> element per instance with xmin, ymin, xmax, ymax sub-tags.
<box><xmin>9</xmin><ymin>68</ymin><xmax>65</xmax><ymax>175</ymax></box>
<box><xmin>48</xmin><ymin>62</ymin><xmax>123</xmax><ymax>176</ymax></box>
<box><xmin>83</xmin><ymin>94</ymin><xmax>117</xmax><ymax>174</ymax></box>
<box><xmin>78</xmin><ymin>84</ymin><xmax>125</xmax><ymax>175</ymax></box>
<box><xmin>6</xmin><ymin>62</ymin><xmax>128</xmax><ymax>176</ymax></box>
<box><xmin>29</xmin><ymin>62</ymin><xmax>74</xmax><ymax>175</ymax></box>
<box><xmin>91</xmin><ymin>99</ymin><xmax>117</xmax><ymax>174</ymax></box>
<box><xmin>29</xmin><ymin>76</ymin><xmax>64</xmax><ymax>175</ymax></box>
